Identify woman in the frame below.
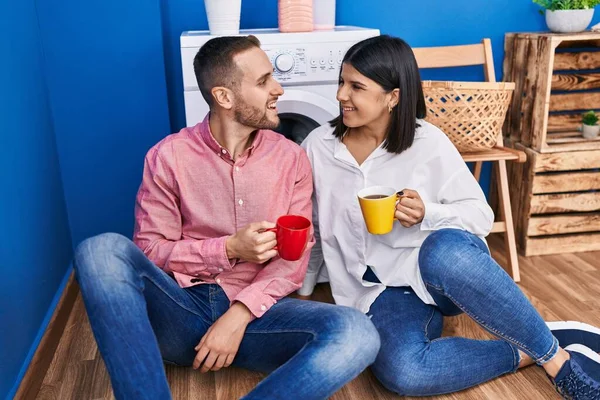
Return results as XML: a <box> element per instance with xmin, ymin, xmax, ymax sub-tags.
<box><xmin>300</xmin><ymin>35</ymin><xmax>600</xmax><ymax>399</ymax></box>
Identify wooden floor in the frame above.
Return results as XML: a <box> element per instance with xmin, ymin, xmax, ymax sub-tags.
<box><xmin>35</xmin><ymin>234</ymin><xmax>600</xmax><ymax>400</ymax></box>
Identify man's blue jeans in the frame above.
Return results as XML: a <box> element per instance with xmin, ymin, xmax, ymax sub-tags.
<box><xmin>366</xmin><ymin>228</ymin><xmax>559</xmax><ymax>396</ymax></box>
<box><xmin>73</xmin><ymin>233</ymin><xmax>380</xmax><ymax>400</ymax></box>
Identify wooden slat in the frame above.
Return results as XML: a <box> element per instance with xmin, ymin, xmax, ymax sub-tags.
<box><xmin>547</xmin><ymin>131</ymin><xmax>582</xmax><ymax>138</ymax></box>
<box><xmin>556</xmin><ymin>39</ymin><xmax>600</xmax><ymax>49</ymax></box>
<box><xmin>549</xmin><ymin>91</ymin><xmax>600</xmax><ymax>112</ymax></box>
<box><xmin>553</xmin><ymin>51</ymin><xmax>600</xmax><ymax>70</ymax></box>
<box><xmin>560</xmin><ymin>33</ymin><xmax>600</xmax><ymax>42</ymax></box>
<box><xmin>534</xmin><ymin>149</ymin><xmax>600</xmax><ymax>172</ymax></box>
<box><xmin>530</xmin><ymin>36</ymin><xmax>556</xmax><ymax>151</ymax></box>
<box><xmin>414</xmin><ymin>43</ymin><xmax>485</xmax><ymax>69</ymax></box>
<box><xmin>495</xmin><ymin>159</ymin><xmax>521</xmax><ymax>281</ymax></box>
<box><xmin>547</xmin><ymin>135</ymin><xmax>600</xmax><ymax>144</ymax></box>
<box><xmin>509</xmin><ymin>143</ymin><xmax>538</xmax><ymax>251</ymax></box>
<box><xmin>552</xmin><ymin>73</ymin><xmax>600</xmax><ymax>91</ymax></box>
<box><xmin>505</xmin><ymin>35</ymin><xmax>530</xmax><ymax>144</ymax></box>
<box><xmin>559</xmin><ymin>33</ymin><xmax>600</xmax><ymax>41</ymax></box>
<box><xmin>473</xmin><ymin>161</ymin><xmax>483</xmax><ymax>181</ymax></box>
<box><xmin>531</xmin><ymin>192</ymin><xmax>600</xmax><ymax>214</ymax></box>
<box><xmin>502</xmin><ymin>33</ymin><xmax>516</xmax><ymax>87</ymax></box>
<box><xmin>543</xmin><ymin>139</ymin><xmax>600</xmax><ymax>152</ymax></box>
<box><xmin>491</xmin><ymin>221</ymin><xmax>506</xmax><ymax>233</ymax></box>
<box><xmin>506</xmin><ymin>160</ymin><xmax>526</xmax><ymax>248</ymax></box>
<box><xmin>532</xmin><ymin>171</ymin><xmax>600</xmax><ymax>194</ymax></box>
<box><xmin>525</xmin><ymin>232</ymin><xmax>600</xmax><ymax>256</ymax></box>
<box><xmin>461</xmin><ymin>146</ymin><xmax>526</xmax><ymax>163</ymax></box>
<box><xmin>520</xmin><ymin>37</ymin><xmax>540</xmax><ymax>147</ymax></box>
<box><xmin>528</xmin><ymin>214</ymin><xmax>600</xmax><ymax>236</ymax></box>
<box><xmin>522</xmin><ymin>32</ymin><xmax>600</xmax><ymax>40</ymax></box>
<box><xmin>483</xmin><ymin>38</ymin><xmax>496</xmax><ymax>82</ymax></box>
<box><xmin>547</xmin><ymin>113</ymin><xmax>584</xmax><ymax>132</ymax></box>
<box><xmin>501</xmin><ymin>36</ymin><xmax>513</xmax><ymax>141</ymax></box>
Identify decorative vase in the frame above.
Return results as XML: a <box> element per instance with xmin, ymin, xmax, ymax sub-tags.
<box><xmin>545</xmin><ymin>9</ymin><xmax>594</xmax><ymax>33</ymax></box>
<box><xmin>582</xmin><ymin>123</ymin><xmax>600</xmax><ymax>139</ymax></box>
<box><xmin>204</xmin><ymin>0</ymin><xmax>242</xmax><ymax>35</ymax></box>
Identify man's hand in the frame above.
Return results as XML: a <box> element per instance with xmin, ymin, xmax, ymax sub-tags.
<box><xmin>395</xmin><ymin>189</ymin><xmax>425</xmax><ymax>228</ymax></box>
<box><xmin>226</xmin><ymin>221</ymin><xmax>278</xmax><ymax>263</ymax></box>
<box><xmin>193</xmin><ymin>302</ymin><xmax>253</xmax><ymax>373</ymax></box>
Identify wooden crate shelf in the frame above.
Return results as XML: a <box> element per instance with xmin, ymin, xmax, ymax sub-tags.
<box><xmin>504</xmin><ymin>32</ymin><xmax>600</xmax><ymax>153</ymax></box>
<box><xmin>507</xmin><ymin>142</ymin><xmax>600</xmax><ymax>256</ymax></box>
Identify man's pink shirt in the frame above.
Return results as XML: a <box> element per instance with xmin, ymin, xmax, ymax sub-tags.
<box><xmin>133</xmin><ymin>115</ymin><xmax>314</xmax><ymax>318</ymax></box>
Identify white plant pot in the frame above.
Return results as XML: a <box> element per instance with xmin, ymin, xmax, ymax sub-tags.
<box><xmin>582</xmin><ymin>124</ymin><xmax>600</xmax><ymax>139</ymax></box>
<box><xmin>546</xmin><ymin>9</ymin><xmax>594</xmax><ymax>33</ymax></box>
<box><xmin>205</xmin><ymin>0</ymin><xmax>242</xmax><ymax>35</ymax></box>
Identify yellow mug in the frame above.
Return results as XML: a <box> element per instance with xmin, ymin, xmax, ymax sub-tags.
<box><xmin>357</xmin><ymin>186</ymin><xmax>401</xmax><ymax>235</ymax></box>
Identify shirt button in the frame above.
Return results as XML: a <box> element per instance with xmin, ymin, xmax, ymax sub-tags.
<box><xmin>235</xmin><ymin>166</ymin><xmax>240</xmax><ymax>172</ymax></box>
<box><xmin>238</xmin><ymin>199</ymin><xmax>243</xmax><ymax>206</ymax></box>
<box><xmin>216</xmin><ymin>278</ymin><xmax>221</xmax><ymax>284</ymax></box>
<box><xmin>221</xmin><ymin>149</ymin><xmax>227</xmax><ymax>154</ymax></box>
<box><xmin>260</xmin><ymin>304</ymin><xmax>267</xmax><ymax>311</ymax></box>
<box><xmin>218</xmin><ymin>267</ymin><xmax>223</xmax><ymax>272</ymax></box>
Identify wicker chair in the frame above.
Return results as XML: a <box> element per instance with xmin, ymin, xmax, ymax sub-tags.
<box><xmin>413</xmin><ymin>39</ymin><xmax>526</xmax><ymax>281</ymax></box>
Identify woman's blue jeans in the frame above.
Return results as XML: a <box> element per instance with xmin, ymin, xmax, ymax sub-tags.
<box><xmin>366</xmin><ymin>228</ymin><xmax>558</xmax><ymax>396</ymax></box>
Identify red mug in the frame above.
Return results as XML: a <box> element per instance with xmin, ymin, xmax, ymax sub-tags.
<box><xmin>267</xmin><ymin>215</ymin><xmax>311</xmax><ymax>261</ymax></box>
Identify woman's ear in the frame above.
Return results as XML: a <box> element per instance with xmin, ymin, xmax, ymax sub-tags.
<box><xmin>389</xmin><ymin>88</ymin><xmax>400</xmax><ymax>108</ymax></box>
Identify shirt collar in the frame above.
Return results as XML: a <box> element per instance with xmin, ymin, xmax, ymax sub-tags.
<box><xmin>197</xmin><ymin>113</ymin><xmax>223</xmax><ymax>154</ymax></box>
<box><xmin>197</xmin><ymin>113</ymin><xmax>264</xmax><ymax>158</ymax></box>
<box><xmin>323</xmin><ymin>125</ymin><xmax>337</xmax><ymax>140</ymax></box>
<box><xmin>325</xmin><ymin>120</ymin><xmax>426</xmax><ymax>144</ymax></box>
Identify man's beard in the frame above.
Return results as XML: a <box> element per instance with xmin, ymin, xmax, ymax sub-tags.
<box><xmin>233</xmin><ymin>98</ymin><xmax>280</xmax><ymax>130</ymax></box>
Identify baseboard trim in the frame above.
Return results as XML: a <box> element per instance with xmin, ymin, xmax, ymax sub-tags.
<box><xmin>13</xmin><ymin>271</ymin><xmax>79</xmax><ymax>400</ymax></box>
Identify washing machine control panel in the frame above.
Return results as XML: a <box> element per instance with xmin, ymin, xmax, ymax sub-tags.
<box><xmin>263</xmin><ymin>44</ymin><xmax>348</xmax><ymax>84</ymax></box>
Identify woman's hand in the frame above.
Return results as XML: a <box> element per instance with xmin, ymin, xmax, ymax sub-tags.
<box><xmin>395</xmin><ymin>189</ymin><xmax>425</xmax><ymax>228</ymax></box>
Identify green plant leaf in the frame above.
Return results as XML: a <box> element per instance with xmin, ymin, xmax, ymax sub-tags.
<box><xmin>582</xmin><ymin>110</ymin><xmax>599</xmax><ymax>125</ymax></box>
<box><xmin>533</xmin><ymin>0</ymin><xmax>600</xmax><ymax>9</ymax></box>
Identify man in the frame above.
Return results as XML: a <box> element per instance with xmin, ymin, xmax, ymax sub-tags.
<box><xmin>73</xmin><ymin>35</ymin><xmax>380</xmax><ymax>400</ymax></box>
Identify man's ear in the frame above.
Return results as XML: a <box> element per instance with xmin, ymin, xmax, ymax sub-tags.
<box><xmin>211</xmin><ymin>86</ymin><xmax>234</xmax><ymax>110</ymax></box>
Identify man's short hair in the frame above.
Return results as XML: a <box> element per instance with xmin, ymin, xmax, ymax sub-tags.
<box><xmin>193</xmin><ymin>35</ymin><xmax>261</xmax><ymax>107</ymax></box>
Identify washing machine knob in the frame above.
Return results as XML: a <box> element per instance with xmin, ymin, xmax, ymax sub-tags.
<box><xmin>275</xmin><ymin>54</ymin><xmax>295</xmax><ymax>73</ymax></box>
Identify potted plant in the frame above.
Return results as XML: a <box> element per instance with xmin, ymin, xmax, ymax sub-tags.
<box><xmin>533</xmin><ymin>0</ymin><xmax>600</xmax><ymax>32</ymax></box>
<box><xmin>582</xmin><ymin>110</ymin><xmax>600</xmax><ymax>138</ymax></box>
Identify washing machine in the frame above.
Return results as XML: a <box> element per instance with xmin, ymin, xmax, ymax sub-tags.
<box><xmin>180</xmin><ymin>26</ymin><xmax>380</xmax><ymax>144</ymax></box>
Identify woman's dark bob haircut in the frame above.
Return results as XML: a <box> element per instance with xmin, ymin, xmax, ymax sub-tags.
<box><xmin>330</xmin><ymin>35</ymin><xmax>426</xmax><ymax>154</ymax></box>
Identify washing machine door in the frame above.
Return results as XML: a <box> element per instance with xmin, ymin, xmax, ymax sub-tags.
<box><xmin>275</xmin><ymin>89</ymin><xmax>339</xmax><ymax>145</ymax></box>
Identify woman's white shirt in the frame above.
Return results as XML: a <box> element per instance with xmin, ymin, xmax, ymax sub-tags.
<box><xmin>301</xmin><ymin>120</ymin><xmax>494</xmax><ymax>313</ymax></box>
